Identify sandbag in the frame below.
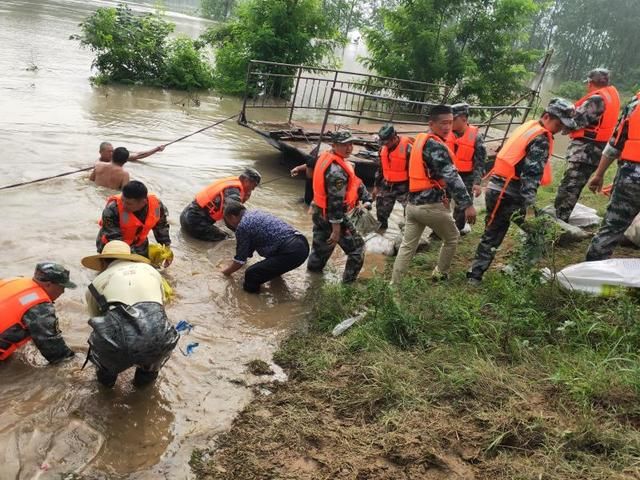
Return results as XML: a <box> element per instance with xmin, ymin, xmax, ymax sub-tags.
<box><xmin>348</xmin><ymin>207</ymin><xmax>380</xmax><ymax>236</ymax></box>
<box><xmin>624</xmin><ymin>213</ymin><xmax>640</xmax><ymax>247</ymax></box>
<box><xmin>364</xmin><ymin>233</ymin><xmax>396</xmax><ymax>256</ymax></box>
<box><xmin>554</xmin><ymin>258</ymin><xmax>640</xmax><ymax>296</ymax></box>
<box><xmin>569</xmin><ymin>203</ymin><xmax>601</xmax><ymax>227</ymax></box>
<box><xmin>539</xmin><ymin>206</ymin><xmax>589</xmax><ymax>244</ymax></box>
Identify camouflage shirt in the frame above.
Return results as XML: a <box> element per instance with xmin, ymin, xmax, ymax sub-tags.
<box><xmin>603</xmin><ymin>94</ymin><xmax>640</xmax><ymax>161</ymax></box>
<box><xmin>408</xmin><ymin>138</ymin><xmax>472</xmax><ymax>209</ymax></box>
<box><xmin>452</xmin><ymin>128</ymin><xmax>487</xmax><ymax>185</ymax></box>
<box><xmin>96</xmin><ymin>199</ymin><xmax>171</xmax><ymax>254</ymax></box>
<box><xmin>488</xmin><ymin>132</ymin><xmax>551</xmax><ymax>207</ymax></box>
<box><xmin>0</xmin><ymin>303</ymin><xmax>74</xmax><ymax>363</ymax></box>
<box><xmin>573</xmin><ymin>94</ymin><xmax>606</xmax><ymax>133</ymax></box>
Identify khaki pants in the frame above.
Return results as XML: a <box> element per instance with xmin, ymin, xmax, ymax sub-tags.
<box><xmin>392</xmin><ymin>202</ymin><xmax>460</xmax><ymax>283</ymax></box>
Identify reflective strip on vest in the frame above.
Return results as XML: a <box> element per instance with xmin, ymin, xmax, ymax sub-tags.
<box><xmin>570</xmin><ymin>86</ymin><xmax>621</xmax><ymax>143</ymax></box>
<box><xmin>408</xmin><ymin>133</ymin><xmax>450</xmax><ymax>193</ymax></box>
<box><xmin>195</xmin><ymin>177</ymin><xmax>245</xmax><ymax>222</ymax></box>
<box><xmin>381</xmin><ymin>136</ymin><xmax>412</xmax><ymax>182</ymax></box>
<box><xmin>621</xmin><ymin>93</ymin><xmax>640</xmax><ymax>162</ymax></box>
<box><xmin>312</xmin><ymin>151</ymin><xmax>360</xmax><ymax>214</ymax></box>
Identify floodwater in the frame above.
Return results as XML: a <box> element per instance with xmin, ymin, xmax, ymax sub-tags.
<box><xmin>0</xmin><ymin>1</ymin><xmax>380</xmax><ymax>479</ymax></box>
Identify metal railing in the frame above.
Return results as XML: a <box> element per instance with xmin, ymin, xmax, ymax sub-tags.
<box><xmin>239</xmin><ymin>60</ymin><xmax>451</xmax><ymax>124</ymax></box>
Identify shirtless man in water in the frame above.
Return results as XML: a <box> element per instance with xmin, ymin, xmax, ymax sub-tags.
<box><xmin>91</xmin><ymin>143</ymin><xmax>164</xmax><ymax>190</ymax></box>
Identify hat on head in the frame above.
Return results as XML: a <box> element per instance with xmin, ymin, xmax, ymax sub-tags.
<box><xmin>331</xmin><ymin>130</ymin><xmax>353</xmax><ymax>144</ymax></box>
<box><xmin>545</xmin><ymin>98</ymin><xmax>577</xmax><ymax>129</ymax></box>
<box><xmin>81</xmin><ymin>240</ymin><xmax>151</xmax><ymax>271</ymax></box>
<box><xmin>585</xmin><ymin>68</ymin><xmax>610</xmax><ymax>86</ymax></box>
<box><xmin>34</xmin><ymin>262</ymin><xmax>76</xmax><ymax>289</ymax></box>
<box><xmin>241</xmin><ymin>167</ymin><xmax>262</xmax><ymax>185</ymax></box>
<box><xmin>378</xmin><ymin>124</ymin><xmax>397</xmax><ymax>141</ymax></box>
<box><xmin>451</xmin><ymin>102</ymin><xmax>470</xmax><ymax>118</ymax></box>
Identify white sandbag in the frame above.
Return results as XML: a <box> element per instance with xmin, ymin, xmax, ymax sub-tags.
<box><xmin>554</xmin><ymin>258</ymin><xmax>640</xmax><ymax>296</ymax></box>
<box><xmin>364</xmin><ymin>233</ymin><xmax>396</xmax><ymax>256</ymax></box>
<box><xmin>348</xmin><ymin>208</ymin><xmax>380</xmax><ymax>236</ymax></box>
<box><xmin>569</xmin><ymin>203</ymin><xmax>601</xmax><ymax>227</ymax></box>
<box><xmin>624</xmin><ymin>213</ymin><xmax>640</xmax><ymax>247</ymax></box>
<box><xmin>539</xmin><ymin>206</ymin><xmax>590</xmax><ymax>243</ymax></box>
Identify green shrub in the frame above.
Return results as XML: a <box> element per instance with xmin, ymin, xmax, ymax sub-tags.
<box><xmin>552</xmin><ymin>80</ymin><xmax>586</xmax><ymax>102</ymax></box>
<box><xmin>164</xmin><ymin>37</ymin><xmax>215</xmax><ymax>90</ymax></box>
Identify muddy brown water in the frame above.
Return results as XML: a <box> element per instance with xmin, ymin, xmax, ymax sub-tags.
<box><xmin>0</xmin><ymin>1</ymin><xmax>390</xmax><ymax>479</ymax></box>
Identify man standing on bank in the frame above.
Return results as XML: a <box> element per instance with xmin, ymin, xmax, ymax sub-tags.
<box><xmin>96</xmin><ymin>180</ymin><xmax>172</xmax><ymax>264</ymax></box>
<box><xmin>307</xmin><ymin>131</ymin><xmax>366</xmax><ymax>283</ymax></box>
<box><xmin>392</xmin><ymin>105</ymin><xmax>477</xmax><ymax>284</ymax></box>
<box><xmin>446</xmin><ymin>103</ymin><xmax>487</xmax><ymax>233</ymax></box>
<box><xmin>553</xmin><ymin>68</ymin><xmax>620</xmax><ymax>222</ymax></box>
<box><xmin>467</xmin><ymin>99</ymin><xmax>577</xmax><ymax>284</ymax></box>
<box><xmin>373</xmin><ymin>124</ymin><xmax>413</xmax><ymax>230</ymax></box>
<box><xmin>180</xmin><ymin>168</ymin><xmax>262</xmax><ymax>242</ymax></box>
<box><xmin>82</xmin><ymin>241</ymin><xmax>178</xmax><ymax>388</ymax></box>
<box><xmin>0</xmin><ymin>263</ymin><xmax>76</xmax><ymax>363</ymax></box>
<box><xmin>220</xmin><ymin>202</ymin><xmax>309</xmax><ymax>293</ymax></box>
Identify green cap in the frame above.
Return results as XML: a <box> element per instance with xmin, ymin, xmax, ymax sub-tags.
<box><xmin>545</xmin><ymin>98</ymin><xmax>577</xmax><ymax>129</ymax></box>
<box><xmin>451</xmin><ymin>102</ymin><xmax>470</xmax><ymax>118</ymax></box>
<box><xmin>378</xmin><ymin>124</ymin><xmax>396</xmax><ymax>141</ymax></box>
<box><xmin>34</xmin><ymin>262</ymin><xmax>77</xmax><ymax>288</ymax></box>
<box><xmin>331</xmin><ymin>130</ymin><xmax>353</xmax><ymax>144</ymax></box>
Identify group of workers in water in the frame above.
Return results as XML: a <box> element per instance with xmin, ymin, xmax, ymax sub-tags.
<box><xmin>2</xmin><ymin>68</ymin><xmax>639</xmax><ymax>388</ymax></box>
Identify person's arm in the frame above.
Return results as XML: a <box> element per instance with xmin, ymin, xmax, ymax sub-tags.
<box><xmin>472</xmin><ymin>133</ymin><xmax>487</xmax><ymax>192</ymax></box>
<box><xmin>22</xmin><ymin>303</ymin><xmax>74</xmax><ymax>363</ymax></box>
<box><xmin>85</xmin><ymin>287</ymin><xmax>101</xmax><ymax>318</ymax></box>
<box><xmin>290</xmin><ymin>164</ymin><xmax>307</xmax><ymax>177</ymax></box>
<box><xmin>119</xmin><ymin>170</ymin><xmax>130</xmax><ymax>190</ymax></box>
<box><xmin>357</xmin><ymin>181</ymin><xmax>372</xmax><ymax>205</ymax></box>
<box><xmin>89</xmin><ymin>168</ymin><xmax>96</xmax><ymax>182</ymax></box>
<box><xmin>129</xmin><ymin>145</ymin><xmax>165</xmax><ymax>161</ymax></box>
<box><xmin>572</xmin><ymin>95</ymin><xmax>605</xmax><ymax>131</ymax></box>
<box><xmin>518</xmin><ymin>134</ymin><xmax>551</xmax><ymax>208</ymax></box>
<box><xmin>222</xmin><ymin>226</ymin><xmax>252</xmax><ymax>276</ymax></box>
<box><xmin>152</xmin><ymin>201</ymin><xmax>172</xmax><ymax>247</ymax></box>
<box><xmin>373</xmin><ymin>147</ymin><xmax>384</xmax><ymax>191</ymax></box>
<box><xmin>223</xmin><ymin>186</ymin><xmax>242</xmax><ymax>203</ymax></box>
<box><xmin>325</xmin><ymin>165</ymin><xmax>349</xmax><ymax>245</ymax></box>
<box><xmin>99</xmin><ymin>201</ymin><xmax>123</xmax><ymax>249</ymax></box>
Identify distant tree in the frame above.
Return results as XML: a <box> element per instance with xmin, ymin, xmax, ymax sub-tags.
<box><xmin>362</xmin><ymin>0</ymin><xmax>542</xmax><ymax>105</ymax></box>
<box><xmin>202</xmin><ymin>0</ymin><xmax>343</xmax><ymax>95</ymax></box>
<box><xmin>200</xmin><ymin>0</ymin><xmax>236</xmax><ymax>20</ymax></box>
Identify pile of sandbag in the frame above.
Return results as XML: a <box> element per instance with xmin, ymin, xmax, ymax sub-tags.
<box><xmin>551</xmin><ymin>258</ymin><xmax>640</xmax><ymax>296</ymax></box>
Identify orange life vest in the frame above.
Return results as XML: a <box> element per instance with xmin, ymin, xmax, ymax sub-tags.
<box><xmin>620</xmin><ymin>92</ymin><xmax>640</xmax><ymax>162</ymax></box>
<box><xmin>0</xmin><ymin>278</ymin><xmax>51</xmax><ymax>360</ymax></box>
<box><xmin>100</xmin><ymin>194</ymin><xmax>161</xmax><ymax>247</ymax></box>
<box><xmin>312</xmin><ymin>151</ymin><xmax>360</xmax><ymax>214</ymax></box>
<box><xmin>448</xmin><ymin>125</ymin><xmax>478</xmax><ymax>173</ymax></box>
<box><xmin>408</xmin><ymin>133</ymin><xmax>451</xmax><ymax>192</ymax></box>
<box><xmin>195</xmin><ymin>177</ymin><xmax>246</xmax><ymax>221</ymax></box>
<box><xmin>570</xmin><ymin>85</ymin><xmax>621</xmax><ymax>143</ymax></box>
<box><xmin>380</xmin><ymin>136</ymin><xmax>413</xmax><ymax>182</ymax></box>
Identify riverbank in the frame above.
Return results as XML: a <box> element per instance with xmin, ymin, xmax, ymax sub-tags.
<box><xmin>190</xmin><ymin>172</ymin><xmax>640</xmax><ymax>479</ymax></box>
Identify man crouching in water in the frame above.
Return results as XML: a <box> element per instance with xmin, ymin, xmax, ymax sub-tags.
<box><xmin>81</xmin><ymin>241</ymin><xmax>178</xmax><ymax>388</ymax></box>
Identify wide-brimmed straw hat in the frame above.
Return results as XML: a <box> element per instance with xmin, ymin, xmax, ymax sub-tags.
<box><xmin>81</xmin><ymin>240</ymin><xmax>151</xmax><ymax>271</ymax></box>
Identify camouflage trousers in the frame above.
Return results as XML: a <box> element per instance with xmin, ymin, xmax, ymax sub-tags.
<box><xmin>180</xmin><ymin>201</ymin><xmax>228</xmax><ymax>242</ymax></box>
<box><xmin>586</xmin><ymin>163</ymin><xmax>640</xmax><ymax>261</ymax></box>
<box><xmin>307</xmin><ymin>207</ymin><xmax>365</xmax><ymax>283</ymax></box>
<box><xmin>375</xmin><ymin>180</ymin><xmax>408</xmax><ymax>227</ymax></box>
<box><xmin>452</xmin><ymin>173</ymin><xmax>475</xmax><ymax>231</ymax></box>
<box><xmin>553</xmin><ymin>140</ymin><xmax>604</xmax><ymax>222</ymax></box>
<box><xmin>468</xmin><ymin>189</ymin><xmax>526</xmax><ymax>280</ymax></box>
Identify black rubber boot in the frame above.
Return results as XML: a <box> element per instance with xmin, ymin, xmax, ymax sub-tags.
<box><xmin>96</xmin><ymin>368</ymin><xmax>118</xmax><ymax>388</ymax></box>
<box><xmin>133</xmin><ymin>368</ymin><xmax>159</xmax><ymax>387</ymax></box>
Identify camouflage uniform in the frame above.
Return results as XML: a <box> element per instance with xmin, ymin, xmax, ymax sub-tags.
<box><xmin>586</xmin><ymin>95</ymin><xmax>640</xmax><ymax>260</ymax></box>
<box><xmin>96</xmin><ymin>199</ymin><xmax>171</xmax><ymax>258</ymax></box>
<box><xmin>374</xmin><ymin>142</ymin><xmax>410</xmax><ymax>228</ymax></box>
<box><xmin>468</xmin><ymin>133</ymin><xmax>551</xmax><ymax>280</ymax></box>
<box><xmin>180</xmin><ymin>187</ymin><xmax>241</xmax><ymax>241</ymax></box>
<box><xmin>307</xmin><ymin>158</ymin><xmax>367</xmax><ymax>283</ymax></box>
<box><xmin>452</xmin><ymin>131</ymin><xmax>486</xmax><ymax>231</ymax></box>
<box><xmin>553</xmin><ymin>95</ymin><xmax>607</xmax><ymax>222</ymax></box>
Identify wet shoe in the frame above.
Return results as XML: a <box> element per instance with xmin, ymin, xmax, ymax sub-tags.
<box><xmin>431</xmin><ymin>267</ymin><xmax>449</xmax><ymax>282</ymax></box>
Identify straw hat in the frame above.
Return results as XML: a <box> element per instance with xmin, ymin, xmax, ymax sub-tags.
<box><xmin>81</xmin><ymin>240</ymin><xmax>151</xmax><ymax>271</ymax></box>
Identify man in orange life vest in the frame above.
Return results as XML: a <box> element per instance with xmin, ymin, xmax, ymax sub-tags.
<box><xmin>553</xmin><ymin>69</ymin><xmax>621</xmax><ymax>222</ymax></box>
<box><xmin>0</xmin><ymin>263</ymin><xmax>75</xmax><ymax>363</ymax></box>
<box><xmin>96</xmin><ymin>180</ymin><xmax>172</xmax><ymax>262</ymax></box>
<box><xmin>586</xmin><ymin>92</ymin><xmax>640</xmax><ymax>260</ymax></box>
<box><xmin>391</xmin><ymin>105</ymin><xmax>477</xmax><ymax>284</ymax></box>
<box><xmin>180</xmin><ymin>168</ymin><xmax>262</xmax><ymax>241</ymax></box>
<box><xmin>307</xmin><ymin>131</ymin><xmax>368</xmax><ymax>283</ymax></box>
<box><xmin>447</xmin><ymin>103</ymin><xmax>487</xmax><ymax>234</ymax></box>
<box><xmin>467</xmin><ymin>99</ymin><xmax>577</xmax><ymax>284</ymax></box>
<box><xmin>373</xmin><ymin>124</ymin><xmax>412</xmax><ymax>230</ymax></box>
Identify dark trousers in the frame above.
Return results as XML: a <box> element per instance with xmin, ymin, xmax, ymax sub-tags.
<box><xmin>244</xmin><ymin>235</ymin><xmax>310</xmax><ymax>293</ymax></box>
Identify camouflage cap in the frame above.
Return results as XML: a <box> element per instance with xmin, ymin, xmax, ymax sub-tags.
<box><xmin>586</xmin><ymin>68</ymin><xmax>610</xmax><ymax>85</ymax></box>
<box><xmin>34</xmin><ymin>262</ymin><xmax>76</xmax><ymax>289</ymax></box>
<box><xmin>241</xmin><ymin>167</ymin><xmax>262</xmax><ymax>185</ymax></box>
<box><xmin>331</xmin><ymin>130</ymin><xmax>353</xmax><ymax>144</ymax></box>
<box><xmin>545</xmin><ymin>97</ymin><xmax>577</xmax><ymax>129</ymax></box>
<box><xmin>451</xmin><ymin>102</ymin><xmax>470</xmax><ymax>118</ymax></box>
<box><xmin>378</xmin><ymin>124</ymin><xmax>397</xmax><ymax>141</ymax></box>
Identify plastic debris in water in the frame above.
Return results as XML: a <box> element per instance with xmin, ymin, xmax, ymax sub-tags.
<box><xmin>332</xmin><ymin>311</ymin><xmax>367</xmax><ymax>336</ymax></box>
<box><xmin>175</xmin><ymin>320</ymin><xmax>194</xmax><ymax>334</ymax></box>
<box><xmin>180</xmin><ymin>342</ymin><xmax>199</xmax><ymax>356</ymax></box>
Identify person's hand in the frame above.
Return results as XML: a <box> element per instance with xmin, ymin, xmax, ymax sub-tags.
<box><xmin>363</xmin><ymin>202</ymin><xmax>372</xmax><ymax>210</ymax></box>
<box><xmin>290</xmin><ymin>165</ymin><xmax>305</xmax><ymax>177</ymax></box>
<box><xmin>442</xmin><ymin>197</ymin><xmax>450</xmax><ymax>209</ymax></box>
<box><xmin>327</xmin><ymin>224</ymin><xmax>341</xmax><ymax>246</ymax></box>
<box><xmin>465</xmin><ymin>205</ymin><xmax>477</xmax><ymax>225</ymax></box>
<box><xmin>472</xmin><ymin>184</ymin><xmax>482</xmax><ymax>197</ymax></box>
<box><xmin>588</xmin><ymin>174</ymin><xmax>604</xmax><ymax>193</ymax></box>
<box><xmin>372</xmin><ymin>186</ymin><xmax>379</xmax><ymax>201</ymax></box>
